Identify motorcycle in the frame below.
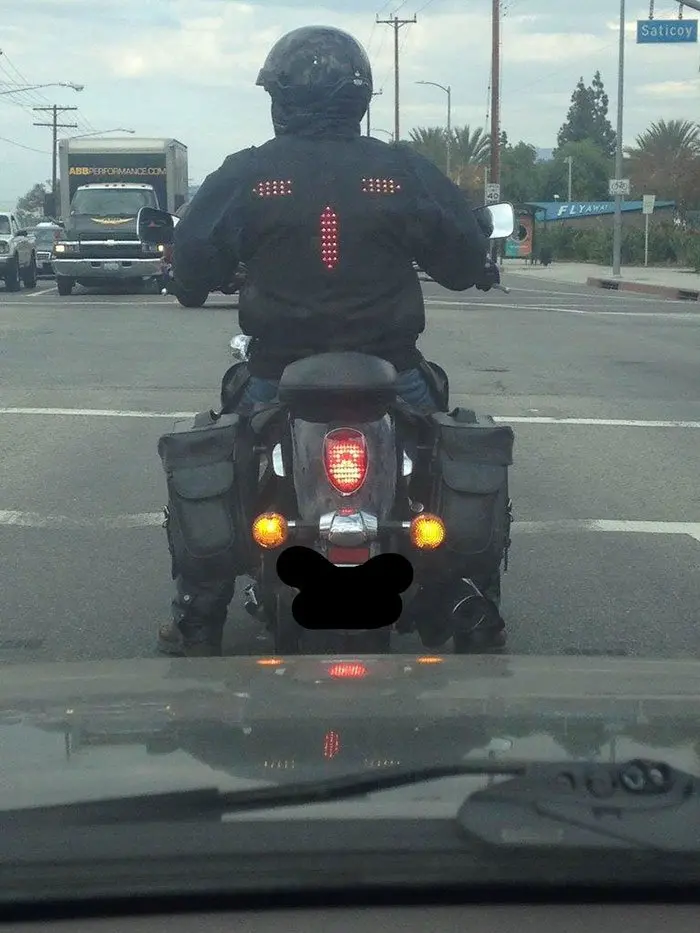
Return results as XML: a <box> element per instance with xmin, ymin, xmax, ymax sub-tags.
<box><xmin>139</xmin><ymin>203</ymin><xmax>516</xmax><ymax>655</ymax></box>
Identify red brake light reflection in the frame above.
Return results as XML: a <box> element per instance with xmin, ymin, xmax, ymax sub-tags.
<box><xmin>327</xmin><ymin>662</ymin><xmax>368</xmax><ymax>679</ymax></box>
<box><xmin>323</xmin><ymin>429</ymin><xmax>368</xmax><ymax>494</ymax></box>
<box><xmin>323</xmin><ymin>730</ymin><xmax>341</xmax><ymax>758</ymax></box>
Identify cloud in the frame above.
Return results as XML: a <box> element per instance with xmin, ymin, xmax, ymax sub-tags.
<box><xmin>639</xmin><ymin>79</ymin><xmax>700</xmax><ymax>97</ymax></box>
<box><xmin>1</xmin><ymin>0</ymin><xmax>699</xmax><ymax>203</ymax></box>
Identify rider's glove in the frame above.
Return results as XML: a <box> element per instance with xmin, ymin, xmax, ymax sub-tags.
<box><xmin>475</xmin><ymin>257</ymin><xmax>501</xmax><ymax>292</ymax></box>
<box><xmin>474</xmin><ymin>206</ymin><xmax>495</xmax><ymax>239</ymax></box>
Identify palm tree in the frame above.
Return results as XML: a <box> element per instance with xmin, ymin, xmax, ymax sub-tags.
<box><xmin>408</xmin><ymin>126</ymin><xmax>449</xmax><ymax>173</ymax></box>
<box><xmin>626</xmin><ymin>118</ymin><xmax>700</xmax><ymax>214</ymax></box>
<box><xmin>408</xmin><ymin>124</ymin><xmax>490</xmax><ymax>191</ymax></box>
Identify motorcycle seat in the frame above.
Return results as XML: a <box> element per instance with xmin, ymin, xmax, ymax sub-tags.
<box><xmin>278</xmin><ymin>352</ymin><xmax>398</xmax><ymax>423</ymax></box>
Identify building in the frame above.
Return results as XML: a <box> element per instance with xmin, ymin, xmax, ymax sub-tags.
<box><xmin>525</xmin><ymin>199</ymin><xmax>675</xmax><ymax>230</ymax></box>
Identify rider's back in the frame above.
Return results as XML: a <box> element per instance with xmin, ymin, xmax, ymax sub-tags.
<box><xmin>238</xmin><ymin>134</ymin><xmax>448</xmax><ymax>378</ymax></box>
<box><xmin>172</xmin><ymin>25</ymin><xmax>489</xmax><ymax>379</ymax></box>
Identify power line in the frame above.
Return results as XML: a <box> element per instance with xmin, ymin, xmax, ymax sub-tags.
<box><xmin>0</xmin><ymin>49</ymin><xmax>95</xmax><ymax>135</ymax></box>
<box><xmin>377</xmin><ymin>13</ymin><xmax>417</xmax><ymax>141</ymax></box>
<box><xmin>0</xmin><ymin>134</ymin><xmax>49</xmax><ymax>154</ymax></box>
<box><xmin>33</xmin><ymin>105</ymin><xmax>78</xmax><ymax>216</ymax></box>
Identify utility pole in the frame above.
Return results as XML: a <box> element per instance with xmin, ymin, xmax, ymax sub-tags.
<box><xmin>366</xmin><ymin>89</ymin><xmax>383</xmax><ymax>137</ymax></box>
<box><xmin>33</xmin><ymin>105</ymin><xmax>78</xmax><ymax>218</ymax></box>
<box><xmin>489</xmin><ymin>0</ymin><xmax>501</xmax><ymax>261</ymax></box>
<box><xmin>612</xmin><ymin>0</ymin><xmax>625</xmax><ymax>277</ymax></box>
<box><xmin>489</xmin><ymin>0</ymin><xmax>501</xmax><ymax>196</ymax></box>
<box><xmin>377</xmin><ymin>13</ymin><xmax>417</xmax><ymax>143</ymax></box>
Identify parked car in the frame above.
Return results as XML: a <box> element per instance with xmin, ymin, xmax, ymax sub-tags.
<box><xmin>0</xmin><ymin>211</ymin><xmax>37</xmax><ymax>292</ymax></box>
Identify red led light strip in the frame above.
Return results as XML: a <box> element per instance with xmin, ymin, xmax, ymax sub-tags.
<box><xmin>361</xmin><ymin>177</ymin><xmax>401</xmax><ymax>194</ymax></box>
<box><xmin>320</xmin><ymin>206</ymin><xmax>339</xmax><ymax>270</ymax></box>
<box><xmin>253</xmin><ymin>179</ymin><xmax>293</xmax><ymax>197</ymax></box>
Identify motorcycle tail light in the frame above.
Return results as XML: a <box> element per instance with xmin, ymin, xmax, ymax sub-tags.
<box><xmin>323</xmin><ymin>429</ymin><xmax>368</xmax><ymax>494</ymax></box>
<box><xmin>410</xmin><ymin>513</ymin><xmax>446</xmax><ymax>550</ymax></box>
<box><xmin>327</xmin><ymin>662</ymin><xmax>368</xmax><ymax>679</ymax></box>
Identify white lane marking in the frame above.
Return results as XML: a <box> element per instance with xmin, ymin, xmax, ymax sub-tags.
<box><xmin>0</xmin><ymin>512</ymin><xmax>698</xmax><ymax>542</ymax></box>
<box><xmin>514</xmin><ymin>520</ymin><xmax>700</xmax><ymax>543</ymax></box>
<box><xmin>1</xmin><ymin>409</ymin><xmax>700</xmax><ymax>429</ymax></box>
<box><xmin>505</xmin><ymin>284</ymin><xmax>671</xmax><ymax>303</ymax></box>
<box><xmin>21</xmin><ymin>287</ymin><xmax>57</xmax><ymax>297</ymax></box>
<box><xmin>0</xmin><ymin>510</ymin><xmax>163</xmax><ymax>529</ymax></box>
<box><xmin>493</xmin><ymin>416</ymin><xmax>700</xmax><ymax>428</ymax></box>
<box><xmin>0</xmin><ymin>407</ymin><xmax>196</xmax><ymax>418</ymax></box>
<box><xmin>425</xmin><ymin>299</ymin><xmax>700</xmax><ymax>319</ymax></box>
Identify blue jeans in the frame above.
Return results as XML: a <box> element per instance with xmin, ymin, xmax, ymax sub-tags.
<box><xmin>238</xmin><ymin>367</ymin><xmax>439</xmax><ymax>416</ymax></box>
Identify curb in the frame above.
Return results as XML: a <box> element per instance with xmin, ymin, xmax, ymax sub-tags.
<box><xmin>586</xmin><ymin>277</ymin><xmax>700</xmax><ymax>302</ymax></box>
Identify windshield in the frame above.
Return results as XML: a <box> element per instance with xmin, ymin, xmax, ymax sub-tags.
<box><xmin>33</xmin><ymin>229</ymin><xmax>61</xmax><ymax>248</ymax></box>
<box><xmin>70</xmin><ymin>188</ymin><xmax>157</xmax><ymax>215</ymax></box>
<box><xmin>1</xmin><ymin>0</ymin><xmax>700</xmax><ymax>907</ymax></box>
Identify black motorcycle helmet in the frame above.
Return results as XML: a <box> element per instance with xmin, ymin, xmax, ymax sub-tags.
<box><xmin>256</xmin><ymin>26</ymin><xmax>373</xmax><ymax>136</ymax></box>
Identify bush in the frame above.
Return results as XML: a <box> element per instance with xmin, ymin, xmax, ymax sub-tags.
<box><xmin>534</xmin><ymin>221</ymin><xmax>689</xmax><ymax>266</ymax></box>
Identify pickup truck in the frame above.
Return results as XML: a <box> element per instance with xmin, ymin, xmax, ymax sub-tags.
<box><xmin>0</xmin><ymin>211</ymin><xmax>37</xmax><ymax>292</ymax></box>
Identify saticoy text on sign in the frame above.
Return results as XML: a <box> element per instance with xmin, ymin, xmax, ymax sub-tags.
<box><xmin>636</xmin><ymin>19</ymin><xmax>698</xmax><ymax>43</ymax></box>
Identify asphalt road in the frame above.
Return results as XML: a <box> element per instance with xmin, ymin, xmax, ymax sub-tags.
<box><xmin>0</xmin><ymin>273</ymin><xmax>698</xmax><ymax>663</ymax></box>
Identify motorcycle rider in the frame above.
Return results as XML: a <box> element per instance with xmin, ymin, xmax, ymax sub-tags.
<box><xmin>158</xmin><ymin>24</ymin><xmax>502</xmax><ymax>658</ymax></box>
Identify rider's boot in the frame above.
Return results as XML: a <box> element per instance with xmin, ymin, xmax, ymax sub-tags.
<box><xmin>416</xmin><ymin>575</ymin><xmax>505</xmax><ymax>652</ymax></box>
<box><xmin>158</xmin><ymin>576</ymin><xmax>236</xmax><ymax>657</ymax></box>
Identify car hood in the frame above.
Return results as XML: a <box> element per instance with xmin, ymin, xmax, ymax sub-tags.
<box><xmin>2</xmin><ymin>653</ymin><xmax>699</xmax><ymax>811</ymax></box>
<box><xmin>65</xmin><ymin>214</ymin><xmax>138</xmax><ymax>239</ymax></box>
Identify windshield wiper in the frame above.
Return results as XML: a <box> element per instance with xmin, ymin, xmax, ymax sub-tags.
<box><xmin>1</xmin><ymin>759</ymin><xmax>698</xmax><ymax>853</ymax></box>
<box><xmin>0</xmin><ymin>761</ymin><xmax>524</xmax><ymax>827</ymax></box>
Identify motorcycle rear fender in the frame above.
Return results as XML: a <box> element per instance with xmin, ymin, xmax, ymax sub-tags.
<box><xmin>289</xmin><ymin>415</ymin><xmax>398</xmax><ymax>523</ymax></box>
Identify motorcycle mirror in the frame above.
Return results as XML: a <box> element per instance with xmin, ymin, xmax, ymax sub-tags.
<box><xmin>136</xmin><ymin>207</ymin><xmax>176</xmax><ymax>246</ymax></box>
<box><xmin>485</xmin><ymin>202</ymin><xmax>515</xmax><ymax>240</ymax></box>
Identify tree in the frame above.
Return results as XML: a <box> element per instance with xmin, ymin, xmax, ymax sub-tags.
<box><xmin>407</xmin><ymin>124</ymin><xmax>490</xmax><ymax>191</ymax></box>
<box><xmin>557</xmin><ymin>71</ymin><xmax>616</xmax><ymax>158</ymax></box>
<box><xmin>16</xmin><ymin>181</ymin><xmax>50</xmax><ymax>222</ymax></box>
<box><xmin>542</xmin><ymin>140</ymin><xmax>612</xmax><ymax>201</ymax></box>
<box><xmin>500</xmin><ymin>141</ymin><xmax>545</xmax><ymax>203</ymax></box>
<box><xmin>626</xmin><ymin>118</ymin><xmax>700</xmax><ymax>214</ymax></box>
<box><xmin>407</xmin><ymin>126</ymin><xmax>450</xmax><ymax>174</ymax></box>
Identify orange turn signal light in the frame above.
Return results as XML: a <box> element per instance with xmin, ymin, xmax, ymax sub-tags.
<box><xmin>257</xmin><ymin>657</ymin><xmax>284</xmax><ymax>667</ymax></box>
<box><xmin>409</xmin><ymin>513</ymin><xmax>446</xmax><ymax>550</ymax></box>
<box><xmin>416</xmin><ymin>655</ymin><xmax>444</xmax><ymax>665</ymax></box>
<box><xmin>252</xmin><ymin>512</ymin><xmax>288</xmax><ymax>549</ymax></box>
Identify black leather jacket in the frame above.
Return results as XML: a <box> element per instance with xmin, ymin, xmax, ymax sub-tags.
<box><xmin>173</xmin><ymin>115</ymin><xmax>490</xmax><ymax>379</ymax></box>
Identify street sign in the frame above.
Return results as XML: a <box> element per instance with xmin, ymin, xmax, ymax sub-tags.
<box><xmin>486</xmin><ymin>183</ymin><xmax>501</xmax><ymax>204</ymax></box>
<box><xmin>609</xmin><ymin>178</ymin><xmax>630</xmax><ymax>197</ymax></box>
<box><xmin>642</xmin><ymin>194</ymin><xmax>656</xmax><ymax>215</ymax></box>
<box><xmin>636</xmin><ymin>19</ymin><xmax>698</xmax><ymax>43</ymax></box>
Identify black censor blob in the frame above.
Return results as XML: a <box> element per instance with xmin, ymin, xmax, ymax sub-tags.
<box><xmin>276</xmin><ymin>546</ymin><xmax>414</xmax><ymax>630</ymax></box>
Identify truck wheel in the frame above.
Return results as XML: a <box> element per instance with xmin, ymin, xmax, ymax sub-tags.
<box><xmin>4</xmin><ymin>258</ymin><xmax>20</xmax><ymax>292</ymax></box>
<box><xmin>177</xmin><ymin>289</ymin><xmax>208</xmax><ymax>308</ymax></box>
<box><xmin>22</xmin><ymin>256</ymin><xmax>37</xmax><ymax>289</ymax></box>
<box><xmin>56</xmin><ymin>276</ymin><xmax>74</xmax><ymax>296</ymax></box>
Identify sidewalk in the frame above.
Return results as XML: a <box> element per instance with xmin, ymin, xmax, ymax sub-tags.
<box><xmin>501</xmin><ymin>259</ymin><xmax>700</xmax><ymax>301</ymax></box>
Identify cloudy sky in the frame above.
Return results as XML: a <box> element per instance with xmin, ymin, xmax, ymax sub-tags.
<box><xmin>1</xmin><ymin>0</ymin><xmax>699</xmax><ymax>204</ymax></box>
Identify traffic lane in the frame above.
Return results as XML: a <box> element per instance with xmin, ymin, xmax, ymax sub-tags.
<box><xmin>1</xmin><ymin>522</ymin><xmax>699</xmax><ymax>663</ymax></box>
<box><xmin>2</xmin><ymin>288</ymin><xmax>699</xmax><ymax>420</ymax></box>
<box><xmin>502</xmin><ymin>531</ymin><xmax>700</xmax><ymax>660</ymax></box>
<box><xmin>507</xmin><ymin>423</ymin><xmax>700</xmax><ymax>524</ymax></box>
<box><xmin>0</xmin><ymin>414</ymin><xmax>167</xmax><ymax>517</ymax></box>
<box><xmin>420</xmin><ymin>297</ymin><xmax>700</xmax><ymax>422</ymax></box>
<box><xmin>422</xmin><ymin>274</ymin><xmax>692</xmax><ymax>308</ymax></box>
<box><xmin>0</xmin><ymin>291</ymin><xmax>238</xmax><ymax>413</ymax></box>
